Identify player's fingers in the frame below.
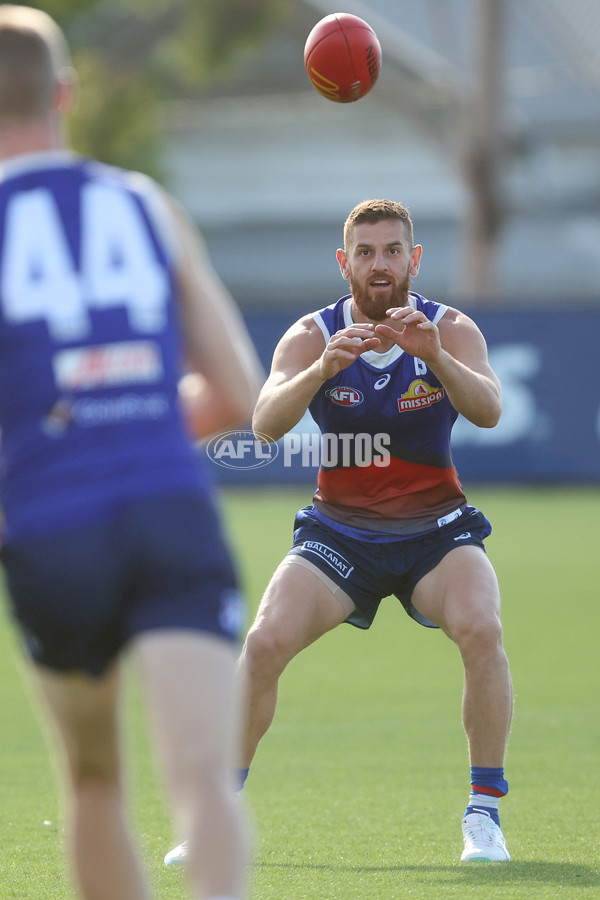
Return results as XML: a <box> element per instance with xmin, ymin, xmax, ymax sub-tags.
<box><xmin>329</xmin><ymin>334</ymin><xmax>367</xmax><ymax>351</ymax></box>
<box><xmin>323</xmin><ymin>333</ymin><xmax>378</xmax><ymax>371</ymax></box>
<box><xmin>386</xmin><ymin>306</ymin><xmax>412</xmax><ymax>319</ymax></box>
<box><xmin>334</xmin><ymin>324</ymin><xmax>375</xmax><ymax>339</ymax></box>
<box><xmin>320</xmin><ymin>349</ymin><xmax>361</xmax><ymax>377</ymax></box>
<box><xmin>359</xmin><ymin>337</ymin><xmax>381</xmax><ymax>351</ymax></box>
<box><xmin>387</xmin><ymin>308</ymin><xmax>426</xmax><ymax>324</ymax></box>
<box><xmin>374</xmin><ymin>323</ymin><xmax>403</xmax><ymax>339</ymax></box>
<box><xmin>327</xmin><ymin>344</ymin><xmax>365</xmax><ymax>361</ymax></box>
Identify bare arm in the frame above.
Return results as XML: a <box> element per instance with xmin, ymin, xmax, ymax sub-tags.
<box><xmin>375</xmin><ymin>306</ymin><xmax>502</xmax><ymax>428</ymax></box>
<box><xmin>253</xmin><ymin>316</ymin><xmax>380</xmax><ymax>442</ymax></box>
<box><xmin>165</xmin><ymin>197</ymin><xmax>264</xmax><ymax>438</ymax></box>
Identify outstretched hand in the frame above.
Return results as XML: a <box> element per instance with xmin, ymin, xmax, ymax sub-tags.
<box><xmin>375</xmin><ymin>306</ymin><xmax>442</xmax><ymax>363</ymax></box>
<box><xmin>318</xmin><ymin>324</ymin><xmax>381</xmax><ymax>380</ymax></box>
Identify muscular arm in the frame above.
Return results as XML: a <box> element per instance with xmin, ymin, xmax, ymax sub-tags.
<box><xmin>376</xmin><ymin>306</ymin><xmax>502</xmax><ymax>428</ymax></box>
<box><xmin>253</xmin><ymin>316</ymin><xmax>380</xmax><ymax>442</ymax></box>
<box><xmin>165</xmin><ymin>197</ymin><xmax>264</xmax><ymax>438</ymax></box>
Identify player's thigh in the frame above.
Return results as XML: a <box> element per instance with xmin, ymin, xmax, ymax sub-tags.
<box><xmin>411</xmin><ymin>545</ymin><xmax>501</xmax><ymax>637</ymax></box>
<box><xmin>246</xmin><ymin>558</ymin><xmax>351</xmax><ymax>659</ymax></box>
<box><xmin>33</xmin><ymin>662</ymin><xmax>122</xmax><ymax>782</ymax></box>
<box><xmin>134</xmin><ymin>630</ymin><xmax>240</xmax><ymax>779</ymax></box>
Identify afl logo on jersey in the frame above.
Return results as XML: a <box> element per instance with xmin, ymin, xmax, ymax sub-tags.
<box><xmin>325</xmin><ymin>386</ymin><xmax>364</xmax><ymax>406</ymax></box>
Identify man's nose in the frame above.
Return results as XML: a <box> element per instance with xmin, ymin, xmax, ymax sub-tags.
<box><xmin>371</xmin><ymin>250</ymin><xmax>389</xmax><ymax>270</ymax></box>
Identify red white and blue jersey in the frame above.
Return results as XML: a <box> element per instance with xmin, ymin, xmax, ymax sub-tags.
<box><xmin>0</xmin><ymin>152</ymin><xmax>208</xmax><ymax>541</ymax></box>
<box><xmin>308</xmin><ymin>293</ymin><xmax>466</xmax><ymax>540</ymax></box>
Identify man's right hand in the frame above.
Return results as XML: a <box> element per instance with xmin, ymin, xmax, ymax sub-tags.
<box><xmin>318</xmin><ymin>324</ymin><xmax>381</xmax><ymax>380</ymax></box>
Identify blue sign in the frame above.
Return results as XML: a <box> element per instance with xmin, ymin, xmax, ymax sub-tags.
<box><xmin>203</xmin><ymin>307</ymin><xmax>600</xmax><ymax>484</ymax></box>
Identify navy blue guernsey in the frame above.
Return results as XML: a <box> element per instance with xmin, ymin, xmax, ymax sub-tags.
<box><xmin>308</xmin><ymin>294</ymin><xmax>466</xmax><ymax>538</ymax></box>
<box><xmin>0</xmin><ymin>152</ymin><xmax>208</xmax><ymax>541</ymax></box>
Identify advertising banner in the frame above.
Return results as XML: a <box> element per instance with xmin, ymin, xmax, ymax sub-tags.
<box><xmin>203</xmin><ymin>308</ymin><xmax>600</xmax><ymax>485</ymax></box>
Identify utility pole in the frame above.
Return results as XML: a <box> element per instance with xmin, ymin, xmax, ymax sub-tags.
<box><xmin>459</xmin><ymin>0</ymin><xmax>507</xmax><ymax>303</ymax></box>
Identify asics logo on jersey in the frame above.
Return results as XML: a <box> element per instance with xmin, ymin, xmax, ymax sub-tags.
<box><xmin>374</xmin><ymin>373</ymin><xmax>391</xmax><ymax>390</ymax></box>
<box><xmin>325</xmin><ymin>386</ymin><xmax>364</xmax><ymax>406</ymax></box>
<box><xmin>454</xmin><ymin>533</ymin><xmax>472</xmax><ymax>541</ymax></box>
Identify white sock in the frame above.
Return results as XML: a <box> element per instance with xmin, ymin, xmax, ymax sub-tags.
<box><xmin>468</xmin><ymin>790</ymin><xmax>500</xmax><ymax>812</ymax></box>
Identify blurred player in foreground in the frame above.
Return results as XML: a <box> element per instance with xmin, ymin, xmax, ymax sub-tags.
<box><xmin>167</xmin><ymin>198</ymin><xmax>514</xmax><ymax>866</ymax></box>
<box><xmin>0</xmin><ymin>6</ymin><xmax>263</xmax><ymax>899</ymax></box>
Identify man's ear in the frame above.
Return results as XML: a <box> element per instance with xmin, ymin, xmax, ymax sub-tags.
<box><xmin>336</xmin><ymin>248</ymin><xmax>350</xmax><ymax>280</ymax></box>
<box><xmin>53</xmin><ymin>67</ymin><xmax>77</xmax><ymax>114</ymax></box>
<box><xmin>410</xmin><ymin>244</ymin><xmax>423</xmax><ymax>277</ymax></box>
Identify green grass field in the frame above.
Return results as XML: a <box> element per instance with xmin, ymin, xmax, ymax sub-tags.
<box><xmin>0</xmin><ymin>486</ymin><xmax>598</xmax><ymax>898</ymax></box>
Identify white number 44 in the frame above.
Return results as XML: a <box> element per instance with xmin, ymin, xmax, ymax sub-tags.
<box><xmin>1</xmin><ymin>182</ymin><xmax>168</xmax><ymax>341</ymax></box>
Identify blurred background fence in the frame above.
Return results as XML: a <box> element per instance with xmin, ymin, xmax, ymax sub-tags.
<box><xmin>46</xmin><ymin>0</ymin><xmax>600</xmax><ymax>485</ymax></box>
<box><xmin>203</xmin><ymin>305</ymin><xmax>600</xmax><ymax>485</ymax></box>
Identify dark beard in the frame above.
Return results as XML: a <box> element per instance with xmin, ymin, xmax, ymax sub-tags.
<box><xmin>349</xmin><ymin>269</ymin><xmax>412</xmax><ymax>321</ymax></box>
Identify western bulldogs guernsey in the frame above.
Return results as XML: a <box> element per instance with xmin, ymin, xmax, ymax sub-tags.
<box><xmin>308</xmin><ymin>293</ymin><xmax>467</xmax><ymax>539</ymax></box>
<box><xmin>0</xmin><ymin>152</ymin><xmax>208</xmax><ymax>541</ymax></box>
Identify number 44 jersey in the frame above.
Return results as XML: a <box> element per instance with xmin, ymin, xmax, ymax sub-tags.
<box><xmin>0</xmin><ymin>152</ymin><xmax>206</xmax><ymax>541</ymax></box>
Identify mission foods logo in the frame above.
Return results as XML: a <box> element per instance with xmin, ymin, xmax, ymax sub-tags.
<box><xmin>398</xmin><ymin>379</ymin><xmax>445</xmax><ymax>412</ymax></box>
<box><xmin>325</xmin><ymin>386</ymin><xmax>364</xmax><ymax>406</ymax></box>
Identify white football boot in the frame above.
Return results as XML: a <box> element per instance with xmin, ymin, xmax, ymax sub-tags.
<box><xmin>461</xmin><ymin>810</ymin><xmax>511</xmax><ymax>862</ymax></box>
<box><xmin>164</xmin><ymin>785</ymin><xmax>244</xmax><ymax>866</ymax></box>
<box><xmin>164</xmin><ymin>840</ymin><xmax>188</xmax><ymax>866</ymax></box>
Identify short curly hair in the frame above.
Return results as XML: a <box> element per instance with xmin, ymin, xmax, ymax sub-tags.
<box><xmin>343</xmin><ymin>199</ymin><xmax>415</xmax><ymax>250</ymax></box>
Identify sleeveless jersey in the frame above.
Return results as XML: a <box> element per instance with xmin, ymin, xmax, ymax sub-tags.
<box><xmin>308</xmin><ymin>293</ymin><xmax>466</xmax><ymax>539</ymax></box>
<box><xmin>0</xmin><ymin>152</ymin><xmax>208</xmax><ymax>541</ymax></box>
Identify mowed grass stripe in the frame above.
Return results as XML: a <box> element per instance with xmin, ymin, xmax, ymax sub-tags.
<box><xmin>0</xmin><ymin>486</ymin><xmax>598</xmax><ymax>898</ymax></box>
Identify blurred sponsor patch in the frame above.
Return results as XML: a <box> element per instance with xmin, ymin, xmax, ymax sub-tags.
<box><xmin>53</xmin><ymin>341</ymin><xmax>162</xmax><ymax>390</ymax></box>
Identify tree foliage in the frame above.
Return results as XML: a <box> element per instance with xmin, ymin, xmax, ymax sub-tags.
<box><xmin>26</xmin><ymin>0</ymin><xmax>285</xmax><ymax>177</ymax></box>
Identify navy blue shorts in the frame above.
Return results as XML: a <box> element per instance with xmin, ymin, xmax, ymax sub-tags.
<box><xmin>1</xmin><ymin>491</ymin><xmax>243</xmax><ymax>675</ymax></box>
<box><xmin>287</xmin><ymin>506</ymin><xmax>491</xmax><ymax>629</ymax></box>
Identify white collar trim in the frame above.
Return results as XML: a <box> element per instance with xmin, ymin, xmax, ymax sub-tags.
<box><xmin>0</xmin><ymin>150</ymin><xmax>77</xmax><ymax>181</ymax></box>
<box><xmin>344</xmin><ymin>295</ymin><xmax>418</xmax><ymax>369</ymax></box>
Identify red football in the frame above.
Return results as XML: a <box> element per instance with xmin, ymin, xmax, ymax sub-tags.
<box><xmin>304</xmin><ymin>13</ymin><xmax>381</xmax><ymax>103</ymax></box>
